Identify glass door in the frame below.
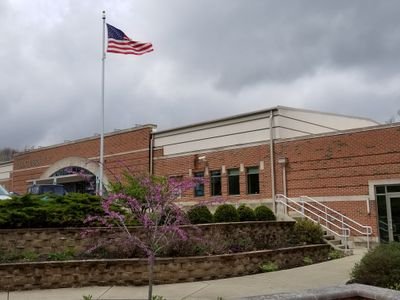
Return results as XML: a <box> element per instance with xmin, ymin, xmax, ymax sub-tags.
<box><xmin>375</xmin><ymin>185</ymin><xmax>400</xmax><ymax>243</ymax></box>
<box><xmin>377</xmin><ymin>194</ymin><xmax>389</xmax><ymax>242</ymax></box>
<box><xmin>389</xmin><ymin>196</ymin><xmax>400</xmax><ymax>242</ymax></box>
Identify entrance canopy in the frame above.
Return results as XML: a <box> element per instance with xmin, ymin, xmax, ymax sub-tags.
<box><xmin>27</xmin><ymin>173</ymin><xmax>88</xmax><ymax>185</ymax></box>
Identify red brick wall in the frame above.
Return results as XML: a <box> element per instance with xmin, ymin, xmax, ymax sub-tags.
<box><xmin>12</xmin><ymin>127</ymin><xmax>153</xmax><ymax>194</ymax></box>
<box><xmin>12</xmin><ymin>167</ymin><xmax>48</xmax><ymax>194</ymax></box>
<box><xmin>276</xmin><ymin>126</ymin><xmax>400</xmax><ymax>197</ymax></box>
<box><xmin>322</xmin><ymin>200</ymin><xmax>378</xmax><ymax>237</ymax></box>
<box><xmin>272</xmin><ymin>126</ymin><xmax>400</xmax><ymax>236</ymax></box>
<box><xmin>154</xmin><ymin>126</ymin><xmax>400</xmax><ymax>202</ymax></box>
<box><xmin>154</xmin><ymin>125</ymin><xmax>400</xmax><ymax>234</ymax></box>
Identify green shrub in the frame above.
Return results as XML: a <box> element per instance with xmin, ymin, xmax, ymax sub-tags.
<box><xmin>47</xmin><ymin>249</ymin><xmax>75</xmax><ymax>261</ymax></box>
<box><xmin>237</xmin><ymin>204</ymin><xmax>256</xmax><ymax>221</ymax></box>
<box><xmin>328</xmin><ymin>249</ymin><xmax>344</xmax><ymax>260</ymax></box>
<box><xmin>303</xmin><ymin>256</ymin><xmax>313</xmax><ymax>265</ymax></box>
<box><xmin>151</xmin><ymin>296</ymin><xmax>166</xmax><ymax>300</ymax></box>
<box><xmin>22</xmin><ymin>251</ymin><xmax>39</xmax><ymax>261</ymax></box>
<box><xmin>260</xmin><ymin>261</ymin><xmax>279</xmax><ymax>272</ymax></box>
<box><xmin>0</xmin><ymin>251</ymin><xmax>39</xmax><ymax>263</ymax></box>
<box><xmin>254</xmin><ymin>205</ymin><xmax>276</xmax><ymax>221</ymax></box>
<box><xmin>293</xmin><ymin>219</ymin><xmax>323</xmax><ymax>244</ymax></box>
<box><xmin>350</xmin><ymin>242</ymin><xmax>400</xmax><ymax>290</ymax></box>
<box><xmin>0</xmin><ymin>193</ymin><xmax>103</xmax><ymax>228</ymax></box>
<box><xmin>214</xmin><ymin>204</ymin><xmax>239</xmax><ymax>223</ymax></box>
<box><xmin>187</xmin><ymin>205</ymin><xmax>213</xmax><ymax>224</ymax></box>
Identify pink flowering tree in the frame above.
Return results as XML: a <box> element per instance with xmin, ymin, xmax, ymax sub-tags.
<box><xmin>86</xmin><ymin>173</ymin><xmax>199</xmax><ymax>300</ymax></box>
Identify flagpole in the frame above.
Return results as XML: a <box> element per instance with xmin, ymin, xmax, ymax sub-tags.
<box><xmin>99</xmin><ymin>10</ymin><xmax>106</xmax><ymax>196</ymax></box>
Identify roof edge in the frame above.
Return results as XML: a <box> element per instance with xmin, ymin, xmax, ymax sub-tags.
<box><xmin>14</xmin><ymin>124</ymin><xmax>157</xmax><ymax>157</ymax></box>
<box><xmin>276</xmin><ymin>121</ymin><xmax>400</xmax><ymax>144</ymax></box>
<box><xmin>154</xmin><ymin>105</ymin><xmax>379</xmax><ymax>136</ymax></box>
<box><xmin>276</xmin><ymin>105</ymin><xmax>379</xmax><ymax>124</ymax></box>
<box><xmin>155</xmin><ymin>106</ymin><xmax>279</xmax><ymax>135</ymax></box>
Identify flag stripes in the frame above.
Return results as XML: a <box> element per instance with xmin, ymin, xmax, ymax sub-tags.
<box><xmin>106</xmin><ymin>23</ymin><xmax>153</xmax><ymax>55</ymax></box>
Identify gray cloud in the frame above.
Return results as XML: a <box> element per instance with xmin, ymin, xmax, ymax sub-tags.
<box><xmin>154</xmin><ymin>0</ymin><xmax>400</xmax><ymax>89</ymax></box>
<box><xmin>1</xmin><ymin>0</ymin><xmax>400</xmax><ymax>150</ymax></box>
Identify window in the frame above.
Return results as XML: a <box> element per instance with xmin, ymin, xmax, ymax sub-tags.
<box><xmin>210</xmin><ymin>170</ymin><xmax>222</xmax><ymax>196</ymax></box>
<box><xmin>387</xmin><ymin>184</ymin><xmax>400</xmax><ymax>193</ymax></box>
<box><xmin>228</xmin><ymin>168</ymin><xmax>240</xmax><ymax>195</ymax></box>
<box><xmin>376</xmin><ymin>184</ymin><xmax>400</xmax><ymax>194</ymax></box>
<box><xmin>375</xmin><ymin>185</ymin><xmax>386</xmax><ymax>194</ymax></box>
<box><xmin>247</xmin><ymin>167</ymin><xmax>259</xmax><ymax>194</ymax></box>
<box><xmin>194</xmin><ymin>172</ymin><xmax>204</xmax><ymax>197</ymax></box>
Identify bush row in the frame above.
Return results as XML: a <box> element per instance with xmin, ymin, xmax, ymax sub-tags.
<box><xmin>0</xmin><ymin>193</ymin><xmax>103</xmax><ymax>228</ymax></box>
<box><xmin>0</xmin><ymin>196</ymin><xmax>276</xmax><ymax>229</ymax></box>
<box><xmin>187</xmin><ymin>204</ymin><xmax>276</xmax><ymax>224</ymax></box>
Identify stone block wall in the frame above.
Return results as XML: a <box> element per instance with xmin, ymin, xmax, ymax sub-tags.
<box><xmin>0</xmin><ymin>221</ymin><xmax>295</xmax><ymax>255</ymax></box>
<box><xmin>0</xmin><ymin>244</ymin><xmax>330</xmax><ymax>291</ymax></box>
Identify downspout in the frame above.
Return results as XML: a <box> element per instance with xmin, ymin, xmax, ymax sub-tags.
<box><xmin>282</xmin><ymin>162</ymin><xmax>287</xmax><ymax>196</ymax></box>
<box><xmin>149</xmin><ymin>132</ymin><xmax>154</xmax><ymax>176</ymax></box>
<box><xmin>269</xmin><ymin>111</ymin><xmax>276</xmax><ymax>213</ymax></box>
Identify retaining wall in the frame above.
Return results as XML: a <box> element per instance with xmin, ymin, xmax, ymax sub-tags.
<box><xmin>0</xmin><ymin>221</ymin><xmax>295</xmax><ymax>255</ymax></box>
<box><xmin>0</xmin><ymin>244</ymin><xmax>330</xmax><ymax>291</ymax></box>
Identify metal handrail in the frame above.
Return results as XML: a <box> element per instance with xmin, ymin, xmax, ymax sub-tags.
<box><xmin>301</xmin><ymin>196</ymin><xmax>372</xmax><ymax>235</ymax></box>
<box><xmin>276</xmin><ymin>194</ymin><xmax>351</xmax><ymax>251</ymax></box>
<box><xmin>277</xmin><ymin>195</ymin><xmax>350</xmax><ymax>237</ymax></box>
<box><xmin>277</xmin><ymin>194</ymin><xmax>372</xmax><ymax>249</ymax></box>
<box><xmin>300</xmin><ymin>196</ymin><xmax>372</xmax><ymax>249</ymax></box>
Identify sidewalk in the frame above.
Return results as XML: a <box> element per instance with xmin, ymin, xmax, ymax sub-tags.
<box><xmin>2</xmin><ymin>249</ymin><xmax>366</xmax><ymax>300</ymax></box>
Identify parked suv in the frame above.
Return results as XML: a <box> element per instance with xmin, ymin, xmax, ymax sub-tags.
<box><xmin>27</xmin><ymin>184</ymin><xmax>67</xmax><ymax>196</ymax></box>
<box><xmin>0</xmin><ymin>185</ymin><xmax>11</xmax><ymax>200</ymax></box>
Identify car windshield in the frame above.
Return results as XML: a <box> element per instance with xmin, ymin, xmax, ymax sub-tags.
<box><xmin>41</xmin><ymin>185</ymin><xmax>65</xmax><ymax>195</ymax></box>
<box><xmin>0</xmin><ymin>185</ymin><xmax>9</xmax><ymax>196</ymax></box>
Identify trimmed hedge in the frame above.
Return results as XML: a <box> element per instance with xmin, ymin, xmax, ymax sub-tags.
<box><xmin>186</xmin><ymin>204</ymin><xmax>276</xmax><ymax>223</ymax></box>
<box><xmin>0</xmin><ymin>197</ymin><xmax>281</xmax><ymax>229</ymax></box>
<box><xmin>254</xmin><ymin>205</ymin><xmax>276</xmax><ymax>221</ymax></box>
<box><xmin>187</xmin><ymin>205</ymin><xmax>213</xmax><ymax>224</ymax></box>
<box><xmin>214</xmin><ymin>204</ymin><xmax>240</xmax><ymax>223</ymax></box>
<box><xmin>237</xmin><ymin>204</ymin><xmax>256</xmax><ymax>221</ymax></box>
<box><xmin>0</xmin><ymin>193</ymin><xmax>102</xmax><ymax>228</ymax></box>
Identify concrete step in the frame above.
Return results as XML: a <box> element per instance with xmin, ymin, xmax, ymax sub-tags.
<box><xmin>329</xmin><ymin>239</ymin><xmax>342</xmax><ymax>246</ymax></box>
<box><xmin>324</xmin><ymin>234</ymin><xmax>335</xmax><ymax>241</ymax></box>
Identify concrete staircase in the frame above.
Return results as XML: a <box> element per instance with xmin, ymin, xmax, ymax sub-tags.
<box><xmin>276</xmin><ymin>194</ymin><xmax>372</xmax><ymax>252</ymax></box>
<box><xmin>285</xmin><ymin>212</ymin><xmax>353</xmax><ymax>254</ymax></box>
<box><xmin>323</xmin><ymin>231</ymin><xmax>353</xmax><ymax>254</ymax></box>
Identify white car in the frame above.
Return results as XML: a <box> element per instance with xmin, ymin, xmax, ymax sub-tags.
<box><xmin>0</xmin><ymin>185</ymin><xmax>11</xmax><ymax>200</ymax></box>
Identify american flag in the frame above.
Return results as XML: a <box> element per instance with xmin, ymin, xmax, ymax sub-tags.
<box><xmin>106</xmin><ymin>23</ymin><xmax>153</xmax><ymax>55</ymax></box>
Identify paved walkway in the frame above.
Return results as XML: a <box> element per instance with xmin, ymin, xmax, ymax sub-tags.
<box><xmin>1</xmin><ymin>249</ymin><xmax>366</xmax><ymax>300</ymax></box>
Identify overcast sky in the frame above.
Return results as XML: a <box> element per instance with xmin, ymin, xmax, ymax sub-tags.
<box><xmin>2</xmin><ymin>0</ymin><xmax>400</xmax><ymax>150</ymax></box>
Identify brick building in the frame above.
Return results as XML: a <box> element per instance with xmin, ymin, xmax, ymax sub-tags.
<box><xmin>8</xmin><ymin>125</ymin><xmax>154</xmax><ymax>195</ymax></box>
<box><xmin>1</xmin><ymin>106</ymin><xmax>400</xmax><ymax>243</ymax></box>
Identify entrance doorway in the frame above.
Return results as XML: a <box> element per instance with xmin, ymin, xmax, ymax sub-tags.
<box><xmin>376</xmin><ymin>184</ymin><xmax>400</xmax><ymax>242</ymax></box>
<box><xmin>50</xmin><ymin>166</ymin><xmax>97</xmax><ymax>194</ymax></box>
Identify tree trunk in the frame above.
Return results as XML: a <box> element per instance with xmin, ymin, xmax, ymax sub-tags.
<box><xmin>148</xmin><ymin>255</ymin><xmax>155</xmax><ymax>300</ymax></box>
